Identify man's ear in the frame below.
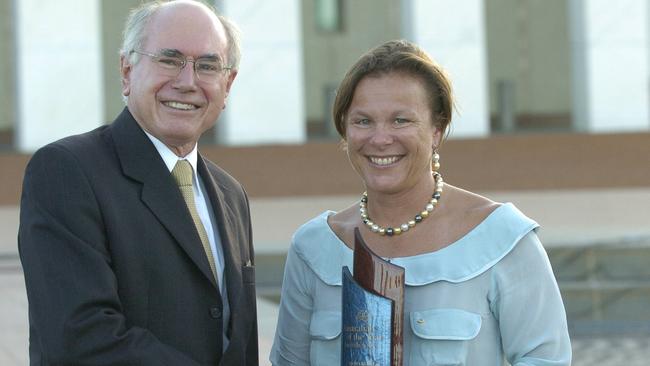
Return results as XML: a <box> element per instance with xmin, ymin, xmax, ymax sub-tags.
<box><xmin>120</xmin><ymin>54</ymin><xmax>132</xmax><ymax>97</ymax></box>
<box><xmin>225</xmin><ymin>69</ymin><xmax>238</xmax><ymax>95</ymax></box>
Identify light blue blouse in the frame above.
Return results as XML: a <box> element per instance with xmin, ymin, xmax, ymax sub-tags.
<box><xmin>270</xmin><ymin>203</ymin><xmax>571</xmax><ymax>366</ymax></box>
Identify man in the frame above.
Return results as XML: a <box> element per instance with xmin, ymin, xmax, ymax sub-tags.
<box><xmin>18</xmin><ymin>1</ymin><xmax>258</xmax><ymax>364</ymax></box>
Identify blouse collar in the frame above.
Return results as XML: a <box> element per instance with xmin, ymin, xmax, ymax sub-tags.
<box><xmin>292</xmin><ymin>203</ymin><xmax>538</xmax><ymax>286</ymax></box>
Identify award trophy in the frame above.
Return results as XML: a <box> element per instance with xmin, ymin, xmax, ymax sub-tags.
<box><xmin>341</xmin><ymin>228</ymin><xmax>405</xmax><ymax>366</ymax></box>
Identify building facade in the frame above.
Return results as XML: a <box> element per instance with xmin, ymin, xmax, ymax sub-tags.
<box><xmin>0</xmin><ymin>0</ymin><xmax>648</xmax><ymax>151</ymax></box>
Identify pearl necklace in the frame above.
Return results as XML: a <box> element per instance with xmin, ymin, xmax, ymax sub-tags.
<box><xmin>360</xmin><ymin>172</ymin><xmax>443</xmax><ymax>236</ymax></box>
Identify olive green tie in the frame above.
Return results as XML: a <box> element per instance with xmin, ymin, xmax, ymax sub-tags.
<box><xmin>171</xmin><ymin>160</ymin><xmax>218</xmax><ymax>283</ymax></box>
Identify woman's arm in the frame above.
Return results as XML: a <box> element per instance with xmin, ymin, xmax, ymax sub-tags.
<box><xmin>270</xmin><ymin>243</ymin><xmax>315</xmax><ymax>365</ymax></box>
<box><xmin>490</xmin><ymin>231</ymin><xmax>572</xmax><ymax>366</ymax></box>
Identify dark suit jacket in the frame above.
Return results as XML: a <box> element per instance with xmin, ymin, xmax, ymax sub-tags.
<box><xmin>18</xmin><ymin>108</ymin><xmax>258</xmax><ymax>365</ymax></box>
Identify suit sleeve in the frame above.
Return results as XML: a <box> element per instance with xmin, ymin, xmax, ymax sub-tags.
<box><xmin>18</xmin><ymin>144</ymin><xmax>203</xmax><ymax>365</ymax></box>
<box><xmin>243</xmin><ymin>187</ymin><xmax>260</xmax><ymax>366</ymax></box>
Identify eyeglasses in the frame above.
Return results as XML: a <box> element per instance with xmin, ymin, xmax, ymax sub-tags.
<box><xmin>131</xmin><ymin>49</ymin><xmax>232</xmax><ymax>83</ymax></box>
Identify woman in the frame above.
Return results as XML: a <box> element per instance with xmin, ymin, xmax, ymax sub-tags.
<box><xmin>271</xmin><ymin>40</ymin><xmax>571</xmax><ymax>365</ymax></box>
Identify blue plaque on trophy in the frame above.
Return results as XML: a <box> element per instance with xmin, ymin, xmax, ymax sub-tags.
<box><xmin>341</xmin><ymin>228</ymin><xmax>405</xmax><ymax>366</ymax></box>
<box><xmin>341</xmin><ymin>267</ymin><xmax>392</xmax><ymax>366</ymax></box>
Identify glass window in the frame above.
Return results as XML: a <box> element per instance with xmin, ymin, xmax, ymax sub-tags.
<box><xmin>315</xmin><ymin>0</ymin><xmax>342</xmax><ymax>33</ymax></box>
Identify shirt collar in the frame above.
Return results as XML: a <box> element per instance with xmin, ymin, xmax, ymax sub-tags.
<box><xmin>143</xmin><ymin>130</ymin><xmax>200</xmax><ymax>179</ymax></box>
<box><xmin>293</xmin><ymin>203</ymin><xmax>538</xmax><ymax>286</ymax></box>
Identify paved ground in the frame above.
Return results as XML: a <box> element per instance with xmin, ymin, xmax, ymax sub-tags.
<box><xmin>571</xmin><ymin>336</ymin><xmax>650</xmax><ymax>366</ymax></box>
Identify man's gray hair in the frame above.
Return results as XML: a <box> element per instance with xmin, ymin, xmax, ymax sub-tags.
<box><xmin>120</xmin><ymin>0</ymin><xmax>241</xmax><ymax>69</ymax></box>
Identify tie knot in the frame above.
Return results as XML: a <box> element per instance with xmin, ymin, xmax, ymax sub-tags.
<box><xmin>171</xmin><ymin>160</ymin><xmax>194</xmax><ymax>187</ymax></box>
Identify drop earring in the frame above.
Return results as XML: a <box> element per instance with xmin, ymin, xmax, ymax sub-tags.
<box><xmin>432</xmin><ymin>148</ymin><xmax>440</xmax><ymax>172</ymax></box>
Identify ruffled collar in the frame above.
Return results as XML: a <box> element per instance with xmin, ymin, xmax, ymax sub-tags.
<box><xmin>292</xmin><ymin>203</ymin><xmax>538</xmax><ymax>286</ymax></box>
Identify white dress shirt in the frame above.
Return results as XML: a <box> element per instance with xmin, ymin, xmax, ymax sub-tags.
<box><xmin>144</xmin><ymin>130</ymin><xmax>230</xmax><ymax>349</ymax></box>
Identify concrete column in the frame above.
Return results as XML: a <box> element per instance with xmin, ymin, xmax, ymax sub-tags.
<box><xmin>218</xmin><ymin>0</ymin><xmax>305</xmax><ymax>145</ymax></box>
<box><xmin>569</xmin><ymin>0</ymin><xmax>649</xmax><ymax>132</ymax></box>
<box><xmin>0</xmin><ymin>0</ymin><xmax>16</xmax><ymax>137</ymax></box>
<box><xmin>15</xmin><ymin>0</ymin><xmax>104</xmax><ymax>152</ymax></box>
<box><xmin>403</xmin><ymin>0</ymin><xmax>490</xmax><ymax>138</ymax></box>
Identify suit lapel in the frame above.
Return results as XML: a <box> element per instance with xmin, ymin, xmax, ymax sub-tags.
<box><xmin>197</xmin><ymin>157</ymin><xmax>243</xmax><ymax>306</ymax></box>
<box><xmin>110</xmin><ymin>108</ymin><xmax>218</xmax><ymax>289</ymax></box>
